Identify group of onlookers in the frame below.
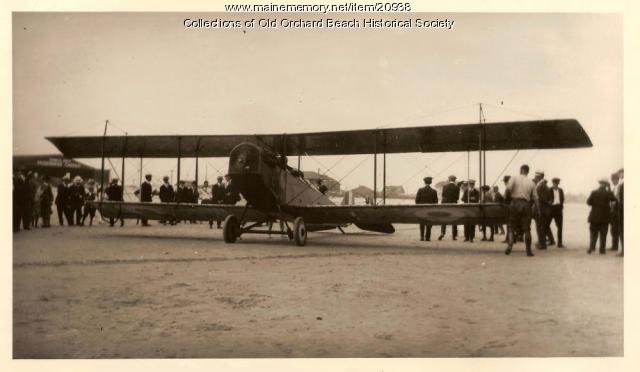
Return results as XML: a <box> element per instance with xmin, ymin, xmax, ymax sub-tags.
<box><xmin>416</xmin><ymin>175</ymin><xmax>512</xmax><ymax>243</ymax></box>
<box><xmin>415</xmin><ymin>165</ymin><xmax>624</xmax><ymax>258</ymax></box>
<box><xmin>586</xmin><ymin>168</ymin><xmax>624</xmax><ymax>256</ymax></box>
<box><xmin>13</xmin><ymin>170</ymin><xmax>100</xmax><ymax>232</ymax></box>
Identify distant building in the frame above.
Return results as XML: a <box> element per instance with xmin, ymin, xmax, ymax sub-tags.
<box><xmin>351</xmin><ymin>185</ymin><xmax>374</xmax><ymax>198</ymax></box>
<box><xmin>303</xmin><ymin>171</ymin><xmax>341</xmax><ymax>196</ymax></box>
<box><xmin>13</xmin><ymin>154</ymin><xmax>109</xmax><ymax>185</ymax></box>
<box><xmin>383</xmin><ymin>185</ymin><xmax>406</xmax><ymax>198</ymax></box>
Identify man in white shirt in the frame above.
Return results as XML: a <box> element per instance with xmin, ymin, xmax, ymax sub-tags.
<box><xmin>505</xmin><ymin>164</ymin><xmax>536</xmax><ymax>256</ymax></box>
<box><xmin>550</xmin><ymin>177</ymin><xmax>565</xmax><ymax>248</ymax></box>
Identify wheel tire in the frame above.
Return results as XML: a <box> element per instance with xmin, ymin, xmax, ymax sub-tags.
<box><xmin>293</xmin><ymin>217</ymin><xmax>307</xmax><ymax>246</ymax></box>
<box><xmin>223</xmin><ymin>215</ymin><xmax>240</xmax><ymax>243</ymax></box>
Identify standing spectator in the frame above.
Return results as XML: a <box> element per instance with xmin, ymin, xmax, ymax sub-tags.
<box><xmin>40</xmin><ymin>176</ymin><xmax>53</xmax><ymax>228</ymax></box>
<box><xmin>587</xmin><ymin>178</ymin><xmax>616</xmax><ymax>254</ymax></box>
<box><xmin>609</xmin><ymin>172</ymin><xmax>621</xmax><ymax>252</ymax></box>
<box><xmin>492</xmin><ymin>185</ymin><xmax>506</xmax><ymax>235</ymax></box>
<box><xmin>224</xmin><ymin>174</ymin><xmax>240</xmax><ymax>205</ymax></box>
<box><xmin>13</xmin><ymin>169</ymin><xmax>27</xmax><ymax>232</ymax></box>
<box><xmin>211</xmin><ymin>176</ymin><xmax>226</xmax><ymax>228</ymax></box>
<box><xmin>105</xmin><ymin>178</ymin><xmax>124</xmax><ymax>227</ymax></box>
<box><xmin>616</xmin><ymin>169</ymin><xmax>624</xmax><ymax>257</ymax></box>
<box><xmin>505</xmin><ymin>165</ymin><xmax>535</xmax><ymax>257</ymax></box>
<box><xmin>550</xmin><ymin>177</ymin><xmax>565</xmax><ymax>248</ymax></box>
<box><xmin>462</xmin><ymin>180</ymin><xmax>479</xmax><ymax>242</ymax></box>
<box><xmin>31</xmin><ymin>174</ymin><xmax>44</xmax><ymax>228</ymax></box>
<box><xmin>140</xmin><ymin>174</ymin><xmax>153</xmax><ymax>226</ymax></box>
<box><xmin>532</xmin><ymin>172</ymin><xmax>552</xmax><ymax>249</ymax></box>
<box><xmin>81</xmin><ymin>180</ymin><xmax>98</xmax><ymax>226</ymax></box>
<box><xmin>158</xmin><ymin>176</ymin><xmax>175</xmax><ymax>225</ymax></box>
<box><xmin>55</xmin><ymin>174</ymin><xmax>71</xmax><ymax>226</ymax></box>
<box><xmin>22</xmin><ymin>171</ymin><xmax>35</xmax><ymax>230</ymax></box>
<box><xmin>480</xmin><ymin>185</ymin><xmax>494</xmax><ymax>241</ymax></box>
<box><xmin>68</xmin><ymin>176</ymin><xmax>86</xmax><ymax>226</ymax></box>
<box><xmin>502</xmin><ymin>175</ymin><xmax>515</xmax><ymax>243</ymax></box>
<box><xmin>415</xmin><ymin>176</ymin><xmax>438</xmax><ymax>241</ymax></box>
<box><xmin>438</xmin><ymin>175</ymin><xmax>459</xmax><ymax>241</ymax></box>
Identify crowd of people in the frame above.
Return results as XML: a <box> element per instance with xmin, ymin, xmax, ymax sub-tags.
<box><xmin>12</xmin><ymin>169</ymin><xmax>241</xmax><ymax>232</ymax></box>
<box><xmin>14</xmin><ymin>165</ymin><xmax>625</xmax><ymax>257</ymax></box>
<box><xmin>415</xmin><ymin>165</ymin><xmax>624</xmax><ymax>257</ymax></box>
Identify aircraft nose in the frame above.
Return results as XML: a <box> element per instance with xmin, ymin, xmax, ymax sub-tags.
<box><xmin>229</xmin><ymin>142</ymin><xmax>261</xmax><ymax>174</ymax></box>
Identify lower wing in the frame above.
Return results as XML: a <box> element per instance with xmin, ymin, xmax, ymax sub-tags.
<box><xmin>287</xmin><ymin>203</ymin><xmax>509</xmax><ymax>226</ymax></box>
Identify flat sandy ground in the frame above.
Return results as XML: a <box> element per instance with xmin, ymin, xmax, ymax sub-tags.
<box><xmin>13</xmin><ymin>204</ymin><xmax>623</xmax><ymax>358</ymax></box>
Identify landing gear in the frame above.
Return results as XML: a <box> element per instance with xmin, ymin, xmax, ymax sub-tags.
<box><xmin>221</xmin><ymin>214</ymin><xmax>306</xmax><ymax>246</ymax></box>
<box><xmin>293</xmin><ymin>217</ymin><xmax>307</xmax><ymax>246</ymax></box>
<box><xmin>223</xmin><ymin>215</ymin><xmax>240</xmax><ymax>243</ymax></box>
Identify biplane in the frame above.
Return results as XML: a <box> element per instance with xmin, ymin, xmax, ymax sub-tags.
<box><xmin>46</xmin><ymin>118</ymin><xmax>592</xmax><ymax>246</ymax></box>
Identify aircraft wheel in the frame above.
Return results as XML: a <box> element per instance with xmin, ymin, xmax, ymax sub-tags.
<box><xmin>293</xmin><ymin>217</ymin><xmax>307</xmax><ymax>246</ymax></box>
<box><xmin>223</xmin><ymin>215</ymin><xmax>240</xmax><ymax>243</ymax></box>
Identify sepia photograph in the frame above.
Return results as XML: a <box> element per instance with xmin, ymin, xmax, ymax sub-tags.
<box><xmin>8</xmin><ymin>6</ymin><xmax>628</xmax><ymax>364</ymax></box>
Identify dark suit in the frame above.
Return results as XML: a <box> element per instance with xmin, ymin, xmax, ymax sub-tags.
<box><xmin>225</xmin><ymin>180</ymin><xmax>240</xmax><ymax>205</ymax></box>
<box><xmin>416</xmin><ymin>185</ymin><xmax>438</xmax><ymax>240</ymax></box>
<box><xmin>462</xmin><ymin>188</ymin><xmax>479</xmax><ymax>241</ymax></box>
<box><xmin>105</xmin><ymin>184</ymin><xmax>124</xmax><ymax>226</ymax></box>
<box><xmin>68</xmin><ymin>184</ymin><xmax>85</xmax><ymax>225</ymax></box>
<box><xmin>54</xmin><ymin>183</ymin><xmax>69</xmax><ymax>226</ymax></box>
<box><xmin>618</xmin><ymin>183</ymin><xmax>624</xmax><ymax>255</ymax></box>
<box><xmin>440</xmin><ymin>182</ymin><xmax>460</xmax><ymax>239</ymax></box>
<box><xmin>40</xmin><ymin>183</ymin><xmax>53</xmax><ymax>227</ymax></box>
<box><xmin>550</xmin><ymin>187</ymin><xmax>565</xmax><ymax>246</ymax></box>
<box><xmin>587</xmin><ymin>187</ymin><xmax>616</xmax><ymax>253</ymax></box>
<box><xmin>140</xmin><ymin>181</ymin><xmax>153</xmax><ymax>225</ymax></box>
<box><xmin>534</xmin><ymin>182</ymin><xmax>553</xmax><ymax>248</ymax></box>
<box><xmin>13</xmin><ymin>175</ymin><xmax>28</xmax><ymax>232</ymax></box>
<box><xmin>159</xmin><ymin>184</ymin><xmax>175</xmax><ymax>203</ymax></box>
<box><xmin>211</xmin><ymin>182</ymin><xmax>226</xmax><ymax>228</ymax></box>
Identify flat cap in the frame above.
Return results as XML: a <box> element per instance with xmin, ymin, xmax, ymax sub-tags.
<box><xmin>552</xmin><ymin>177</ymin><xmax>560</xmax><ymax>183</ymax></box>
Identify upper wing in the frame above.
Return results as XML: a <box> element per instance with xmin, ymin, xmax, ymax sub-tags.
<box><xmin>47</xmin><ymin>119</ymin><xmax>591</xmax><ymax>158</ymax></box>
<box><xmin>288</xmin><ymin>203</ymin><xmax>509</xmax><ymax>225</ymax></box>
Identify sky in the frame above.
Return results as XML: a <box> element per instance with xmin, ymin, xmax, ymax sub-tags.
<box><xmin>12</xmin><ymin>12</ymin><xmax>622</xmax><ymax>195</ymax></box>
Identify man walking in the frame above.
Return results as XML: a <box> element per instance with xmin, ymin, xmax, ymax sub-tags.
<box><xmin>439</xmin><ymin>175</ymin><xmax>459</xmax><ymax>240</ymax></box>
<box><xmin>505</xmin><ymin>165</ymin><xmax>536</xmax><ymax>257</ymax></box>
<box><xmin>415</xmin><ymin>177</ymin><xmax>438</xmax><ymax>241</ymax></box>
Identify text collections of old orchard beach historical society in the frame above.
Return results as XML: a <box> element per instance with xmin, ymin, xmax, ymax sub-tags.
<box><xmin>183</xmin><ymin>18</ymin><xmax>455</xmax><ymax>29</ymax></box>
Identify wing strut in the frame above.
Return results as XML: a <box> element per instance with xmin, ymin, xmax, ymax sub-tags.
<box><xmin>99</xmin><ymin>120</ymin><xmax>108</xmax><ymax>202</ymax></box>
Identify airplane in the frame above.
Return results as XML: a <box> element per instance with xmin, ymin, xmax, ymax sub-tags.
<box><xmin>46</xmin><ymin>118</ymin><xmax>592</xmax><ymax>246</ymax></box>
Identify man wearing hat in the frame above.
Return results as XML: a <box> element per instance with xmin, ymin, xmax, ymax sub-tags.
<box><xmin>587</xmin><ymin>178</ymin><xmax>616</xmax><ymax>254</ymax></box>
<box><xmin>140</xmin><ymin>174</ymin><xmax>154</xmax><ymax>226</ymax></box>
<box><xmin>461</xmin><ymin>179</ymin><xmax>479</xmax><ymax>242</ymax></box>
<box><xmin>105</xmin><ymin>178</ymin><xmax>124</xmax><ymax>227</ymax></box>
<box><xmin>54</xmin><ymin>173</ymin><xmax>71</xmax><ymax>226</ymax></box>
<box><xmin>68</xmin><ymin>176</ymin><xmax>86</xmax><ymax>226</ymax></box>
<box><xmin>13</xmin><ymin>169</ymin><xmax>28</xmax><ymax>232</ymax></box>
<box><xmin>532</xmin><ymin>171</ymin><xmax>552</xmax><ymax>249</ymax></box>
<box><xmin>81</xmin><ymin>179</ymin><xmax>98</xmax><ymax>226</ymax></box>
<box><xmin>159</xmin><ymin>176</ymin><xmax>175</xmax><ymax>225</ymax></box>
<box><xmin>415</xmin><ymin>176</ymin><xmax>438</xmax><ymax>241</ymax></box>
<box><xmin>550</xmin><ymin>177</ymin><xmax>565</xmax><ymax>248</ymax></box>
<box><xmin>211</xmin><ymin>176</ymin><xmax>226</xmax><ymax>228</ymax></box>
<box><xmin>439</xmin><ymin>175</ymin><xmax>460</xmax><ymax>240</ymax></box>
<box><xmin>505</xmin><ymin>164</ymin><xmax>536</xmax><ymax>256</ymax></box>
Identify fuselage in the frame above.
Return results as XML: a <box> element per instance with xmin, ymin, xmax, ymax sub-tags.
<box><xmin>228</xmin><ymin>142</ymin><xmax>334</xmax><ymax>212</ymax></box>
